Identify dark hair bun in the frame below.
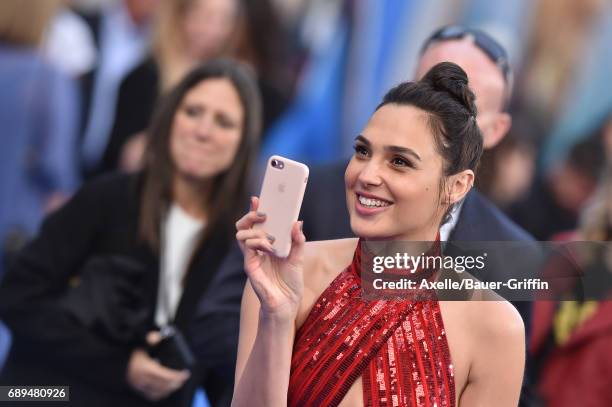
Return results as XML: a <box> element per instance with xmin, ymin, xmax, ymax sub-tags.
<box><xmin>421</xmin><ymin>62</ymin><xmax>477</xmax><ymax>117</ymax></box>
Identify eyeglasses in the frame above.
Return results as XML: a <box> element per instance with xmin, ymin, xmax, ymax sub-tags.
<box><xmin>422</xmin><ymin>25</ymin><xmax>513</xmax><ymax>101</ymax></box>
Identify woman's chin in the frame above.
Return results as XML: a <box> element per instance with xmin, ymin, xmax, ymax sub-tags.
<box><xmin>177</xmin><ymin>166</ymin><xmax>211</xmax><ymax>182</ymax></box>
<box><xmin>350</xmin><ymin>221</ymin><xmax>388</xmax><ymax>241</ymax></box>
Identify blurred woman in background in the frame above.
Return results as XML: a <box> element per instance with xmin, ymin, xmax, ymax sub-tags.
<box><xmin>101</xmin><ymin>0</ymin><xmax>295</xmax><ymax>176</ymax></box>
<box><xmin>0</xmin><ymin>59</ymin><xmax>261</xmax><ymax>407</ymax></box>
<box><xmin>101</xmin><ymin>0</ymin><xmax>241</xmax><ymax>174</ymax></box>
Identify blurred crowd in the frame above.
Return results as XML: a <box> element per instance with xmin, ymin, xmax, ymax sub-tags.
<box><xmin>0</xmin><ymin>0</ymin><xmax>611</xmax><ymax>406</ymax></box>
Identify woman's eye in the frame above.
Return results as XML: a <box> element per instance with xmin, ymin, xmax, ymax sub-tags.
<box><xmin>184</xmin><ymin>106</ymin><xmax>202</xmax><ymax>117</ymax></box>
<box><xmin>391</xmin><ymin>156</ymin><xmax>412</xmax><ymax>168</ymax></box>
<box><xmin>353</xmin><ymin>144</ymin><xmax>369</xmax><ymax>157</ymax></box>
<box><xmin>216</xmin><ymin>115</ymin><xmax>236</xmax><ymax>129</ymax></box>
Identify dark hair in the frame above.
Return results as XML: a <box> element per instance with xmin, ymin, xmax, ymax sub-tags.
<box><xmin>377</xmin><ymin>61</ymin><xmax>483</xmax><ymax>224</ymax></box>
<box><xmin>139</xmin><ymin>58</ymin><xmax>262</xmax><ymax>249</ymax></box>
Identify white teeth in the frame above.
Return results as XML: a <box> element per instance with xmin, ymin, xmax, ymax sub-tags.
<box><xmin>358</xmin><ymin>195</ymin><xmax>390</xmax><ymax>208</ymax></box>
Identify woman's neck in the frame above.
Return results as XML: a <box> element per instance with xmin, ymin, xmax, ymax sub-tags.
<box><xmin>361</xmin><ymin>226</ymin><xmax>440</xmax><ymax>259</ymax></box>
<box><xmin>172</xmin><ymin>174</ymin><xmax>210</xmax><ymax>221</ymax></box>
<box><xmin>393</xmin><ymin>225</ymin><xmax>440</xmax><ymax>242</ymax></box>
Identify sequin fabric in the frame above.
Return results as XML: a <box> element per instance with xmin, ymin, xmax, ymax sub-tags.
<box><xmin>288</xmin><ymin>240</ymin><xmax>455</xmax><ymax>407</ymax></box>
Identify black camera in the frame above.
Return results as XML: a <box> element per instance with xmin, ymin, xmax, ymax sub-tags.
<box><xmin>147</xmin><ymin>326</ymin><xmax>195</xmax><ymax>371</ymax></box>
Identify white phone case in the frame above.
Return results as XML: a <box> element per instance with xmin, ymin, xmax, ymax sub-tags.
<box><xmin>254</xmin><ymin>155</ymin><xmax>309</xmax><ymax>258</ymax></box>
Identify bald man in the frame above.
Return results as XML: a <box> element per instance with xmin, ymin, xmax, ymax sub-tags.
<box><xmin>416</xmin><ymin>32</ymin><xmax>511</xmax><ymax>150</ymax></box>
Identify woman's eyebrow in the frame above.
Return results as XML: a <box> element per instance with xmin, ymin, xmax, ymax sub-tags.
<box><xmin>355</xmin><ymin>135</ymin><xmax>370</xmax><ymax>145</ymax></box>
<box><xmin>355</xmin><ymin>135</ymin><xmax>421</xmax><ymax>160</ymax></box>
<box><xmin>385</xmin><ymin>145</ymin><xmax>421</xmax><ymax>161</ymax></box>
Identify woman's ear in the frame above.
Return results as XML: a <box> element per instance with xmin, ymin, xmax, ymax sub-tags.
<box><xmin>447</xmin><ymin>170</ymin><xmax>475</xmax><ymax>204</ymax></box>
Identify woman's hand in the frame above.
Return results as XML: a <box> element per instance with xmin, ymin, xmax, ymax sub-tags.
<box><xmin>235</xmin><ymin>197</ymin><xmax>306</xmax><ymax>321</ymax></box>
<box><xmin>126</xmin><ymin>331</ymin><xmax>190</xmax><ymax>401</ymax></box>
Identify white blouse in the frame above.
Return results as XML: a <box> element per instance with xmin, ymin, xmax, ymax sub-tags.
<box><xmin>155</xmin><ymin>204</ymin><xmax>204</xmax><ymax>327</ymax></box>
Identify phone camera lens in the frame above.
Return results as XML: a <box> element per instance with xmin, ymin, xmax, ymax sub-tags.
<box><xmin>271</xmin><ymin>159</ymin><xmax>284</xmax><ymax>169</ymax></box>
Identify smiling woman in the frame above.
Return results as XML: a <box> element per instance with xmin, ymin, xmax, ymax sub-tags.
<box><xmin>170</xmin><ymin>79</ymin><xmax>243</xmax><ymax>180</ymax></box>
<box><xmin>233</xmin><ymin>62</ymin><xmax>525</xmax><ymax>407</ymax></box>
<box><xmin>345</xmin><ymin>63</ymin><xmax>482</xmax><ymax>243</ymax></box>
<box><xmin>347</xmin><ymin>106</ymin><xmax>455</xmax><ymax>241</ymax></box>
<box><xmin>140</xmin><ymin>59</ymin><xmax>261</xmax><ymax>251</ymax></box>
<box><xmin>0</xmin><ymin>59</ymin><xmax>261</xmax><ymax>407</ymax></box>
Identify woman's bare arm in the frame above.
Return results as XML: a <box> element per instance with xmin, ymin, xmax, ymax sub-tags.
<box><xmin>231</xmin><ymin>197</ymin><xmax>306</xmax><ymax>406</ymax></box>
<box><xmin>459</xmin><ymin>301</ymin><xmax>525</xmax><ymax>406</ymax></box>
<box><xmin>232</xmin><ymin>282</ymin><xmax>295</xmax><ymax>406</ymax></box>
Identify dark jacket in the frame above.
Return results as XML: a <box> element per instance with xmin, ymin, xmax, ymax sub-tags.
<box><xmin>299</xmin><ymin>160</ymin><xmax>351</xmax><ymax>241</ymax></box>
<box><xmin>0</xmin><ymin>173</ymin><xmax>241</xmax><ymax>407</ymax></box>
<box><xmin>99</xmin><ymin>58</ymin><xmax>159</xmax><ymax>174</ymax></box>
<box><xmin>447</xmin><ymin>188</ymin><xmax>536</xmax><ymax>339</ymax></box>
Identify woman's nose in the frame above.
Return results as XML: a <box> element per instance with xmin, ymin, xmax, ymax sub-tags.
<box><xmin>357</xmin><ymin>161</ymin><xmax>383</xmax><ymax>187</ymax></box>
<box><xmin>194</xmin><ymin>114</ymin><xmax>214</xmax><ymax>140</ymax></box>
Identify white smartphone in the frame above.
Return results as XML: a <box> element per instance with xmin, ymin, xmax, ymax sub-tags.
<box><xmin>254</xmin><ymin>155</ymin><xmax>309</xmax><ymax>258</ymax></box>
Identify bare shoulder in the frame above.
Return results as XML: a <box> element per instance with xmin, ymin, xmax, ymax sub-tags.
<box><xmin>439</xmin><ymin>271</ymin><xmax>525</xmax><ymax>343</ymax></box>
<box><xmin>447</xmin><ymin>296</ymin><xmax>526</xmax><ymax>405</ymax></box>
<box><xmin>303</xmin><ymin>238</ymin><xmax>359</xmax><ymax>279</ymax></box>
<box><xmin>470</xmin><ymin>295</ymin><xmax>524</xmax><ymax>342</ymax></box>
<box><xmin>440</xmin><ymin>296</ymin><xmax>525</xmax><ymax>401</ymax></box>
<box><xmin>460</xmin><ymin>297</ymin><xmax>525</xmax><ymax>385</ymax></box>
<box><xmin>450</xmin><ymin>290</ymin><xmax>524</xmax><ymax>344</ymax></box>
<box><xmin>296</xmin><ymin>238</ymin><xmax>358</xmax><ymax>328</ymax></box>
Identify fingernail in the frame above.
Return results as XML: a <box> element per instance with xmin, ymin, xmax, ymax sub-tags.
<box><xmin>299</xmin><ymin>221</ymin><xmax>304</xmax><ymax>231</ymax></box>
<box><xmin>256</xmin><ymin>211</ymin><xmax>266</xmax><ymax>217</ymax></box>
<box><xmin>266</xmin><ymin>234</ymin><xmax>275</xmax><ymax>243</ymax></box>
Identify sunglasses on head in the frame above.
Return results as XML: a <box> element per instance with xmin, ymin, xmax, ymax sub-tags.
<box><xmin>422</xmin><ymin>25</ymin><xmax>512</xmax><ymax>89</ymax></box>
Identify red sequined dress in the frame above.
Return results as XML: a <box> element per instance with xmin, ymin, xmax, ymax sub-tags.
<box><xmin>288</xmin><ymin>239</ymin><xmax>455</xmax><ymax>407</ymax></box>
